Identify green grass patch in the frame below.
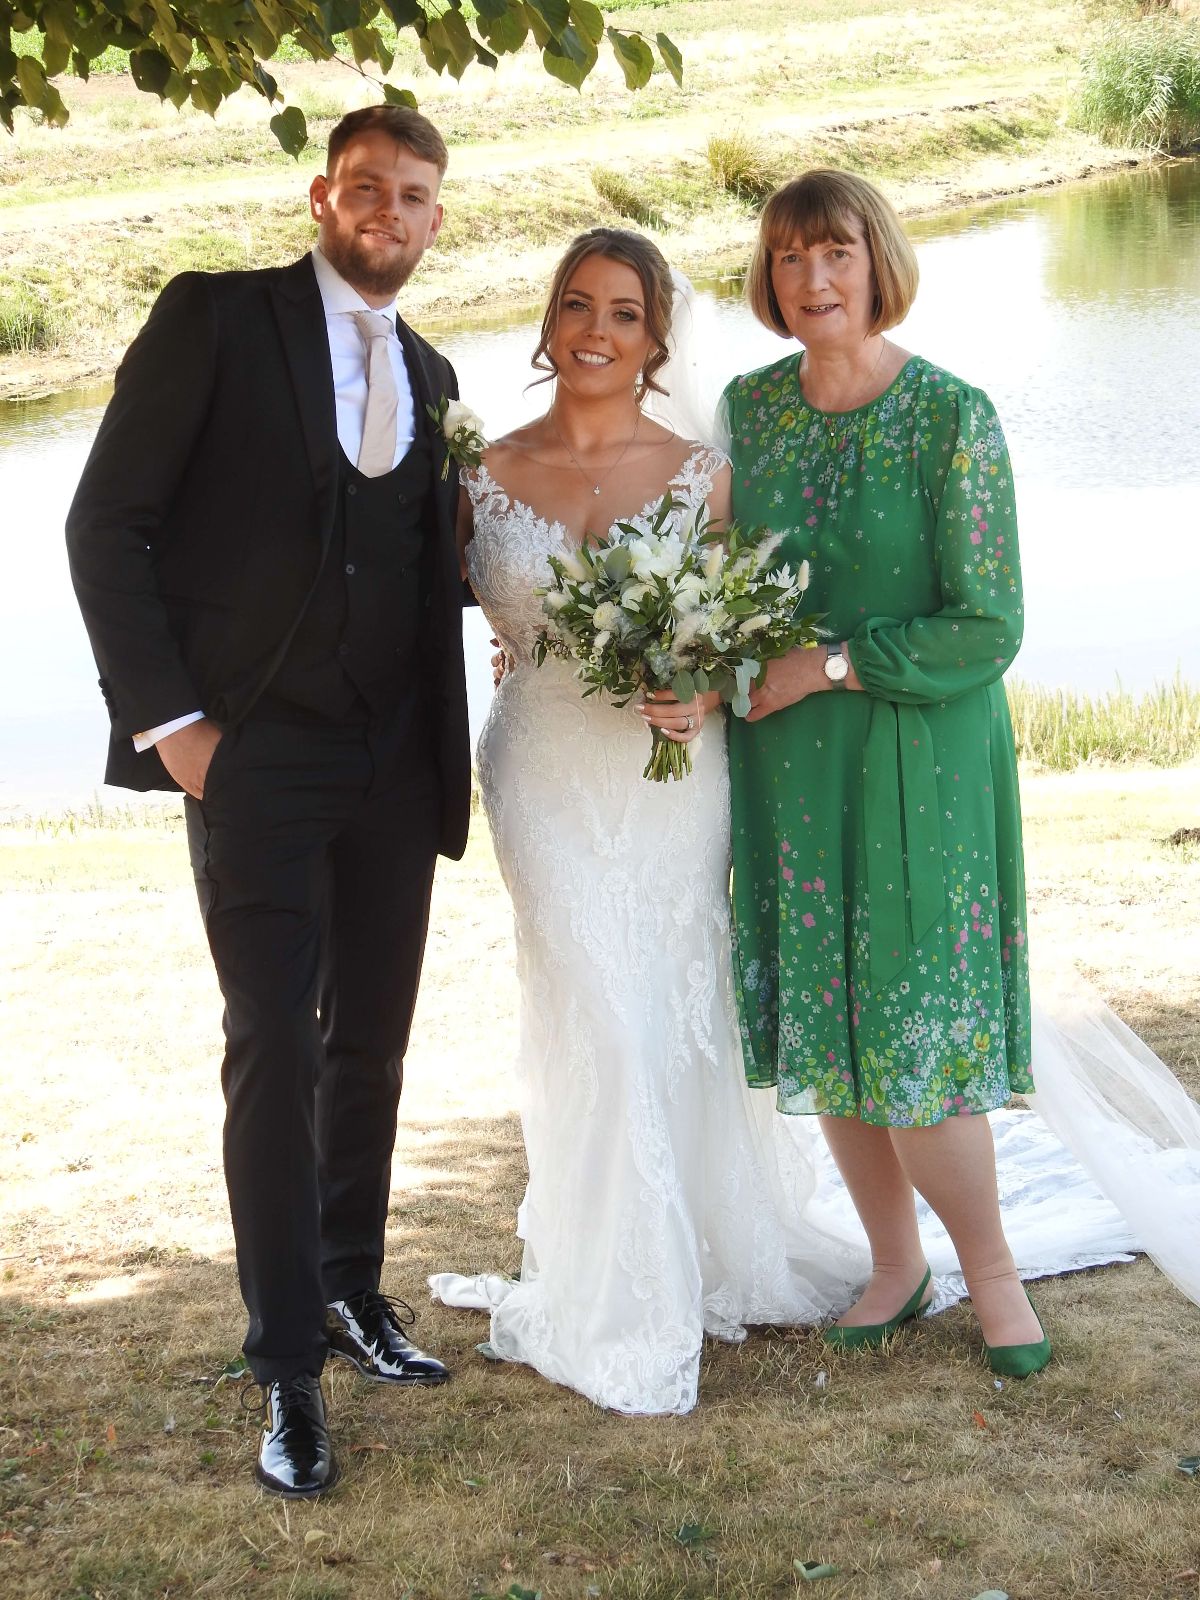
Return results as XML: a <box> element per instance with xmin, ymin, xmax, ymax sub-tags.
<box><xmin>1007</xmin><ymin>675</ymin><xmax>1200</xmax><ymax>769</ymax></box>
<box><xmin>0</xmin><ymin>283</ymin><xmax>59</xmax><ymax>354</ymax></box>
<box><xmin>810</xmin><ymin>100</ymin><xmax>1061</xmax><ymax>182</ymax></box>
<box><xmin>1073</xmin><ymin>14</ymin><xmax>1200</xmax><ymax>151</ymax></box>
<box><xmin>591</xmin><ymin>166</ymin><xmax>667</xmax><ymax>228</ymax></box>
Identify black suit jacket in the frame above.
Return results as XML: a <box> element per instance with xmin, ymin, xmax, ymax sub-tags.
<box><xmin>65</xmin><ymin>254</ymin><xmax>471</xmax><ymax>859</ymax></box>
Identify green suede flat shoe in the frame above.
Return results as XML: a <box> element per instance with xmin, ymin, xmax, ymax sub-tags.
<box><xmin>823</xmin><ymin>1266</ymin><xmax>933</xmax><ymax>1351</ymax></box>
<box><xmin>983</xmin><ymin>1289</ymin><xmax>1051</xmax><ymax>1378</ymax></box>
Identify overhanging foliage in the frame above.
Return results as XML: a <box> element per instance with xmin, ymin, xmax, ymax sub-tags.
<box><xmin>1</xmin><ymin>0</ymin><xmax>682</xmax><ymax>152</ymax></box>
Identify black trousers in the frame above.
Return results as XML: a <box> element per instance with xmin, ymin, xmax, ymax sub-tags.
<box><xmin>184</xmin><ymin>706</ymin><xmax>440</xmax><ymax>1383</ymax></box>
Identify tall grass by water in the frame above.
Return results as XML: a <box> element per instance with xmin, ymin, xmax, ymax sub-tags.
<box><xmin>1074</xmin><ymin>14</ymin><xmax>1200</xmax><ymax>150</ymax></box>
<box><xmin>0</xmin><ymin>286</ymin><xmax>58</xmax><ymax>354</ymax></box>
<box><xmin>1007</xmin><ymin>676</ymin><xmax>1200</xmax><ymax>768</ymax></box>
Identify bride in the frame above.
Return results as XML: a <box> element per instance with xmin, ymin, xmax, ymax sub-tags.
<box><xmin>449</xmin><ymin>227</ymin><xmax>863</xmax><ymax>1414</ymax></box>
<box><xmin>442</xmin><ymin>226</ymin><xmax>1200</xmax><ymax>1416</ymax></box>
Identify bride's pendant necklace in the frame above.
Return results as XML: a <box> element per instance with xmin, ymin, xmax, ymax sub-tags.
<box><xmin>551</xmin><ymin>406</ymin><xmax>642</xmax><ymax>497</ymax></box>
<box><xmin>800</xmin><ymin>339</ymin><xmax>887</xmax><ymax>451</ymax></box>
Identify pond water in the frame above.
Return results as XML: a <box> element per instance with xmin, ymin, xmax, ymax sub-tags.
<box><xmin>2</xmin><ymin>158</ymin><xmax>1198</xmax><ymax>808</ymax></box>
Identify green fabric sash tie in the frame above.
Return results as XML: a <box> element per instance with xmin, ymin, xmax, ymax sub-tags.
<box><xmin>862</xmin><ymin>698</ymin><xmax>945</xmax><ymax>993</ymax></box>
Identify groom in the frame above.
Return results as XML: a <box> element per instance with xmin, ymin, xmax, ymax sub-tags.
<box><xmin>65</xmin><ymin>105</ymin><xmax>471</xmax><ymax>1498</ymax></box>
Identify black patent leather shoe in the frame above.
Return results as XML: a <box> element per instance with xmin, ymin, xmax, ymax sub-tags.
<box><xmin>326</xmin><ymin>1291</ymin><xmax>450</xmax><ymax>1386</ymax></box>
<box><xmin>254</xmin><ymin>1375</ymin><xmax>338</xmax><ymax>1499</ymax></box>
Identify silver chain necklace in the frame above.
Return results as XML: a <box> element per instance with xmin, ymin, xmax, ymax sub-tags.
<box><xmin>550</xmin><ymin>407</ymin><xmax>641</xmax><ymax>496</ymax></box>
<box><xmin>800</xmin><ymin>340</ymin><xmax>887</xmax><ymax>447</ymax></box>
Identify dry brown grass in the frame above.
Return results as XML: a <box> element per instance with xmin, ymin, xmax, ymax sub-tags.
<box><xmin>2</xmin><ymin>766</ymin><xmax>1199</xmax><ymax>1600</ymax></box>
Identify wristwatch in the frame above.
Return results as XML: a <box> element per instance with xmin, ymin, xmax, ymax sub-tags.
<box><xmin>823</xmin><ymin>641</ymin><xmax>850</xmax><ymax>685</ymax></box>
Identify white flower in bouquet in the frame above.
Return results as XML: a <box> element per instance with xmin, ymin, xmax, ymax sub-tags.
<box><xmin>628</xmin><ymin>533</ymin><xmax>686</xmax><ymax>580</ymax></box>
<box><xmin>673</xmin><ymin>571</ymin><xmax>706</xmax><ymax>611</ymax></box>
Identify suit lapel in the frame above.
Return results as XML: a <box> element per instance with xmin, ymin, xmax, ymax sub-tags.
<box><xmin>270</xmin><ymin>257</ymin><xmax>339</xmax><ymax>556</ymax></box>
<box><xmin>396</xmin><ymin>316</ymin><xmax>454</xmax><ymax>537</ymax></box>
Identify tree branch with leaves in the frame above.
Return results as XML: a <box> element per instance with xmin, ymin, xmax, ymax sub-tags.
<box><xmin>1</xmin><ymin>0</ymin><xmax>683</xmax><ymax>152</ymax></box>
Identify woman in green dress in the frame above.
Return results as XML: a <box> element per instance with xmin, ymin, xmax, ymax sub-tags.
<box><xmin>724</xmin><ymin>170</ymin><xmax>1050</xmax><ymax>1376</ymax></box>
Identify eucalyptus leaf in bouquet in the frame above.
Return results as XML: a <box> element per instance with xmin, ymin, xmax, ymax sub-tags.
<box><xmin>533</xmin><ymin>496</ymin><xmax>824</xmax><ymax>781</ymax></box>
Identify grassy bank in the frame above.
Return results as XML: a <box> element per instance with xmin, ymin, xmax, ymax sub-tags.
<box><xmin>1</xmin><ymin>763</ymin><xmax>1199</xmax><ymax>1599</ymax></box>
<box><xmin>0</xmin><ymin>0</ymin><xmax>1171</xmax><ymax>398</ymax></box>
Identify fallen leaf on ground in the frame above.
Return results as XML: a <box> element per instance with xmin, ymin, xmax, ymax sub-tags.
<box><xmin>675</xmin><ymin>1523</ymin><xmax>716</xmax><ymax>1548</ymax></box>
<box><xmin>972</xmin><ymin>1410</ymin><xmax>988</xmax><ymax>1429</ymax></box>
<box><xmin>350</xmin><ymin>1442</ymin><xmax>389</xmax><ymax>1454</ymax></box>
<box><xmin>795</xmin><ymin>1560</ymin><xmax>838</xmax><ymax>1581</ymax></box>
<box><xmin>303</xmin><ymin>1529</ymin><xmax>329</xmax><ymax>1547</ymax></box>
<box><xmin>969</xmin><ymin>1591</ymin><xmax>1009</xmax><ymax>1599</ymax></box>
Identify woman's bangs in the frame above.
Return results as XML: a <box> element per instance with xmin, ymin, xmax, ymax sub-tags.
<box><xmin>765</xmin><ymin>188</ymin><xmax>861</xmax><ymax>254</ymax></box>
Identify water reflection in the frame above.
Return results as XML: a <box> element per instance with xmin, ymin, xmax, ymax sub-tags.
<box><xmin>2</xmin><ymin>160</ymin><xmax>1198</xmax><ymax>806</ymax></box>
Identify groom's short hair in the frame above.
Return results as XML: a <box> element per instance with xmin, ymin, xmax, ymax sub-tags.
<box><xmin>326</xmin><ymin>106</ymin><xmax>449</xmax><ymax>179</ymax></box>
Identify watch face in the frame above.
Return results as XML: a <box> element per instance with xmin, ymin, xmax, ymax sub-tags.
<box><xmin>825</xmin><ymin>653</ymin><xmax>849</xmax><ymax>681</ymax></box>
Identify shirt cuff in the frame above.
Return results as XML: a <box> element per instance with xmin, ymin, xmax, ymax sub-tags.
<box><xmin>133</xmin><ymin>710</ymin><xmax>205</xmax><ymax>752</ymax></box>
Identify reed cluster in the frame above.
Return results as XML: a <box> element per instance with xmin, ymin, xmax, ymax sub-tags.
<box><xmin>1073</xmin><ymin>14</ymin><xmax>1200</xmax><ymax>150</ymax></box>
<box><xmin>1007</xmin><ymin>675</ymin><xmax>1200</xmax><ymax>769</ymax></box>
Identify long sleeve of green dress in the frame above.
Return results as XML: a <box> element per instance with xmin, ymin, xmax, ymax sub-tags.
<box><xmin>725</xmin><ymin>355</ymin><xmax>1033</xmax><ymax>1128</ymax></box>
<box><xmin>849</xmin><ymin>383</ymin><xmax>1023</xmax><ymax>706</ymax></box>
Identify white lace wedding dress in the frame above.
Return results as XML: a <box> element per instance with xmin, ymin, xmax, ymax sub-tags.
<box><xmin>442</xmin><ymin>448</ymin><xmax>869</xmax><ymax>1413</ymax></box>
<box><xmin>431</xmin><ymin>446</ymin><xmax>1200</xmax><ymax>1416</ymax></box>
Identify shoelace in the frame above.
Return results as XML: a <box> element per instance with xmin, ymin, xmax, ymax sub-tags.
<box><xmin>237</xmin><ymin>1375</ymin><xmax>317</xmax><ymax>1419</ymax></box>
<box><xmin>340</xmin><ymin>1290</ymin><xmax>417</xmax><ymax>1332</ymax></box>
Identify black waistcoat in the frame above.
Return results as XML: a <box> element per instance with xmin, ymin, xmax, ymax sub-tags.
<box><xmin>256</xmin><ymin>442</ymin><xmax>434</xmax><ymax>723</ymax></box>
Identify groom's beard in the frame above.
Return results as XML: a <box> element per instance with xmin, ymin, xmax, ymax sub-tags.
<box><xmin>321</xmin><ymin>232</ymin><xmax>423</xmax><ymax>301</ymax></box>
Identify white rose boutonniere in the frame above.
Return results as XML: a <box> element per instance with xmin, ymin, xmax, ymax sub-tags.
<box><xmin>427</xmin><ymin>396</ymin><xmax>487</xmax><ymax>481</ymax></box>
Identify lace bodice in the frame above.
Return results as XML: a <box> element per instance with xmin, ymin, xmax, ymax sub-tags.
<box><xmin>462</xmin><ymin>445</ymin><xmax>727</xmax><ymax>662</ymax></box>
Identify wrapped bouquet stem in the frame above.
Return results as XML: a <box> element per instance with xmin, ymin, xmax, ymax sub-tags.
<box><xmin>533</xmin><ymin>497</ymin><xmax>824</xmax><ymax>781</ymax></box>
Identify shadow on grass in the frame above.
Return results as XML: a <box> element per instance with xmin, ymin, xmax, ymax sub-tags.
<box><xmin>3</xmin><ymin>1070</ymin><xmax>1200</xmax><ymax>1598</ymax></box>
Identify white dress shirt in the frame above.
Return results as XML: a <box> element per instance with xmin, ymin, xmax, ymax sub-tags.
<box><xmin>134</xmin><ymin>247</ymin><xmax>416</xmax><ymax>752</ymax></box>
<box><xmin>311</xmin><ymin>243</ymin><xmax>416</xmax><ymax>470</ymax></box>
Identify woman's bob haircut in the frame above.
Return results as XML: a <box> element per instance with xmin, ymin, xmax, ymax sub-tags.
<box><xmin>746</xmin><ymin>169</ymin><xmax>919</xmax><ymax>338</ymax></box>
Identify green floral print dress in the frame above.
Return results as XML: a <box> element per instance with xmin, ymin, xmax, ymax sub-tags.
<box><xmin>724</xmin><ymin>353</ymin><xmax>1032</xmax><ymax>1128</ymax></box>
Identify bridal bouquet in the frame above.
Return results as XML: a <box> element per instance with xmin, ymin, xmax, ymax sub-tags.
<box><xmin>533</xmin><ymin>497</ymin><xmax>823</xmax><ymax>781</ymax></box>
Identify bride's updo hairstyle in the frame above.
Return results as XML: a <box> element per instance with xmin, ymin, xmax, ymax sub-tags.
<box><xmin>531</xmin><ymin>227</ymin><xmax>676</xmax><ymax>401</ymax></box>
<box><xmin>747</xmin><ymin>169</ymin><xmax>919</xmax><ymax>338</ymax></box>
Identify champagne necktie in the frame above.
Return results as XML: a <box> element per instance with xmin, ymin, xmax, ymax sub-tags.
<box><xmin>353</xmin><ymin>310</ymin><xmax>399</xmax><ymax>477</ymax></box>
